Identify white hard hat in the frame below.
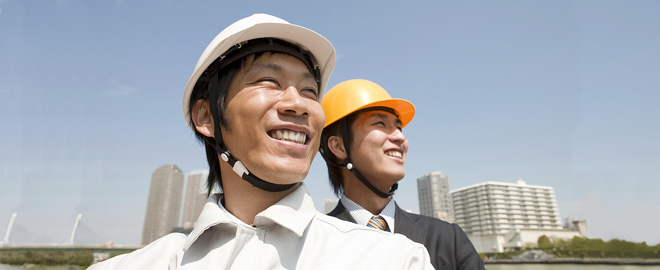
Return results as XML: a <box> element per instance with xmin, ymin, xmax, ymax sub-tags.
<box><xmin>182</xmin><ymin>13</ymin><xmax>336</xmax><ymax>129</ymax></box>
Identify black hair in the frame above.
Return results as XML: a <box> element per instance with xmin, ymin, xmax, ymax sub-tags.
<box><xmin>321</xmin><ymin>116</ymin><xmax>353</xmax><ymax>196</ymax></box>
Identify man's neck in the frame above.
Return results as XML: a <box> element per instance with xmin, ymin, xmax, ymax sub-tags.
<box><xmin>220</xmin><ymin>166</ymin><xmax>299</xmax><ymax>225</ymax></box>
<box><xmin>343</xmin><ymin>172</ymin><xmax>393</xmax><ymax>215</ymax></box>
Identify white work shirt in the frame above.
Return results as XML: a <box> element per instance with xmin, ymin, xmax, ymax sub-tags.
<box><xmin>341</xmin><ymin>194</ymin><xmax>397</xmax><ymax>232</ymax></box>
<box><xmin>89</xmin><ymin>183</ymin><xmax>433</xmax><ymax>269</ymax></box>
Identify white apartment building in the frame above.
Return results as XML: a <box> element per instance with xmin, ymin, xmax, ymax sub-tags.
<box><xmin>451</xmin><ymin>179</ymin><xmax>580</xmax><ymax>252</ymax></box>
<box><xmin>451</xmin><ymin>179</ymin><xmax>563</xmax><ymax>235</ymax></box>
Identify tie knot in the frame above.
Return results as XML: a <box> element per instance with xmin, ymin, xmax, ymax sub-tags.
<box><xmin>367</xmin><ymin>215</ymin><xmax>389</xmax><ymax>231</ymax></box>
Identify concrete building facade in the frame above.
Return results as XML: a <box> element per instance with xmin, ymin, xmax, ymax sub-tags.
<box><xmin>141</xmin><ymin>164</ymin><xmax>184</xmax><ymax>245</ymax></box>
<box><xmin>417</xmin><ymin>171</ymin><xmax>454</xmax><ymax>222</ymax></box>
<box><xmin>180</xmin><ymin>170</ymin><xmax>209</xmax><ymax>230</ymax></box>
<box><xmin>450</xmin><ymin>179</ymin><xmax>575</xmax><ymax>252</ymax></box>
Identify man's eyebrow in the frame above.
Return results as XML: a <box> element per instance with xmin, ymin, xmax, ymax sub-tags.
<box><xmin>250</xmin><ymin>62</ymin><xmax>315</xmax><ymax>81</ymax></box>
<box><xmin>371</xmin><ymin>112</ymin><xmax>402</xmax><ymax>125</ymax></box>
<box><xmin>301</xmin><ymin>71</ymin><xmax>314</xmax><ymax>80</ymax></box>
<box><xmin>250</xmin><ymin>62</ymin><xmax>283</xmax><ymax>73</ymax></box>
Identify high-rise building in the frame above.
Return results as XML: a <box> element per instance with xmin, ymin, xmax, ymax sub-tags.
<box><xmin>180</xmin><ymin>170</ymin><xmax>209</xmax><ymax>230</ymax></box>
<box><xmin>417</xmin><ymin>171</ymin><xmax>454</xmax><ymax>222</ymax></box>
<box><xmin>141</xmin><ymin>164</ymin><xmax>184</xmax><ymax>245</ymax></box>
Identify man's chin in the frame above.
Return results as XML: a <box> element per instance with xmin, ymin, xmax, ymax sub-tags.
<box><xmin>260</xmin><ymin>167</ymin><xmax>309</xmax><ymax>184</ymax></box>
<box><xmin>274</xmin><ymin>171</ymin><xmax>309</xmax><ymax>184</ymax></box>
<box><xmin>387</xmin><ymin>171</ymin><xmax>406</xmax><ymax>183</ymax></box>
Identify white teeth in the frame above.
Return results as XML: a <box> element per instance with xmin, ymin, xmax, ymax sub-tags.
<box><xmin>385</xmin><ymin>151</ymin><xmax>402</xmax><ymax>159</ymax></box>
<box><xmin>270</xmin><ymin>130</ymin><xmax>306</xmax><ymax>144</ymax></box>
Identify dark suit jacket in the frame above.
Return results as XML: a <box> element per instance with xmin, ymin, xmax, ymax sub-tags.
<box><xmin>328</xmin><ymin>201</ymin><xmax>485</xmax><ymax>270</ymax></box>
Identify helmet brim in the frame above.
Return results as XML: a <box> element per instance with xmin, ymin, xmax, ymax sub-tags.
<box><xmin>325</xmin><ymin>98</ymin><xmax>415</xmax><ymax>129</ymax></box>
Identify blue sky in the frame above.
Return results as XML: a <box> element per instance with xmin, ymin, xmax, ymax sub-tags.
<box><xmin>1</xmin><ymin>0</ymin><xmax>659</xmax><ymax>246</ymax></box>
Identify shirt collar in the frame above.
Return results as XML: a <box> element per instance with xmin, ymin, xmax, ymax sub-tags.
<box><xmin>253</xmin><ymin>183</ymin><xmax>315</xmax><ymax>237</ymax></box>
<box><xmin>340</xmin><ymin>195</ymin><xmax>396</xmax><ymax>232</ymax></box>
<box><xmin>183</xmin><ymin>183</ymin><xmax>315</xmax><ymax>250</ymax></box>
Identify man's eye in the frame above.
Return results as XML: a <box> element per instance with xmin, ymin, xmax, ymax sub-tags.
<box><xmin>258</xmin><ymin>78</ymin><xmax>280</xmax><ymax>87</ymax></box>
<box><xmin>301</xmin><ymin>88</ymin><xmax>319</xmax><ymax>100</ymax></box>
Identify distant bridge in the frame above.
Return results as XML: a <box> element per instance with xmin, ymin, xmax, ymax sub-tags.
<box><xmin>2</xmin><ymin>212</ymin><xmax>121</xmax><ymax>247</ymax></box>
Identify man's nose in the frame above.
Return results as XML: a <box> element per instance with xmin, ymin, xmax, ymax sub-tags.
<box><xmin>278</xmin><ymin>86</ymin><xmax>309</xmax><ymax>117</ymax></box>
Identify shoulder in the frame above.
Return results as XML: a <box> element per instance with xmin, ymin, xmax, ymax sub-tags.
<box><xmin>314</xmin><ymin>211</ymin><xmax>365</xmax><ymax>232</ymax></box>
<box><xmin>310</xmin><ymin>213</ymin><xmax>433</xmax><ymax>269</ymax></box>
<box><xmin>398</xmin><ymin>208</ymin><xmax>456</xmax><ymax>231</ymax></box>
<box><xmin>88</xmin><ymin>233</ymin><xmax>187</xmax><ymax>269</ymax></box>
<box><xmin>313</xmin><ymin>213</ymin><xmax>424</xmax><ymax>250</ymax></box>
<box><xmin>396</xmin><ymin>209</ymin><xmax>474</xmax><ymax>246</ymax></box>
<box><xmin>314</xmin><ymin>214</ymin><xmax>430</xmax><ymax>253</ymax></box>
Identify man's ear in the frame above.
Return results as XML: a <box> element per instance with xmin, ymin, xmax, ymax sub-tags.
<box><xmin>327</xmin><ymin>135</ymin><xmax>348</xmax><ymax>160</ymax></box>
<box><xmin>192</xmin><ymin>99</ymin><xmax>214</xmax><ymax>137</ymax></box>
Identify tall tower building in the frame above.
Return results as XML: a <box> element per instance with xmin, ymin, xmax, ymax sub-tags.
<box><xmin>451</xmin><ymin>179</ymin><xmax>563</xmax><ymax>236</ymax></box>
<box><xmin>417</xmin><ymin>171</ymin><xmax>454</xmax><ymax>222</ymax></box>
<box><xmin>142</xmin><ymin>164</ymin><xmax>184</xmax><ymax>245</ymax></box>
<box><xmin>180</xmin><ymin>170</ymin><xmax>209</xmax><ymax>230</ymax></box>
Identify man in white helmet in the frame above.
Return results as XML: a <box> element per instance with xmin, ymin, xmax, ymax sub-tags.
<box><xmin>89</xmin><ymin>14</ymin><xmax>433</xmax><ymax>269</ymax></box>
<box><xmin>320</xmin><ymin>79</ymin><xmax>484</xmax><ymax>270</ymax></box>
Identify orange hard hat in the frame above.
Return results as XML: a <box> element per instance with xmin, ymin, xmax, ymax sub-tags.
<box><xmin>321</xmin><ymin>79</ymin><xmax>415</xmax><ymax>128</ymax></box>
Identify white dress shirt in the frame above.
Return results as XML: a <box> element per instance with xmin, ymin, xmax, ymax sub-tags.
<box><xmin>340</xmin><ymin>194</ymin><xmax>396</xmax><ymax>232</ymax></box>
<box><xmin>89</xmin><ymin>183</ymin><xmax>432</xmax><ymax>269</ymax></box>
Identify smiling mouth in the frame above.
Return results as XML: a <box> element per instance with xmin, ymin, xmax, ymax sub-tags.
<box><xmin>269</xmin><ymin>130</ymin><xmax>307</xmax><ymax>145</ymax></box>
<box><xmin>385</xmin><ymin>150</ymin><xmax>403</xmax><ymax>159</ymax></box>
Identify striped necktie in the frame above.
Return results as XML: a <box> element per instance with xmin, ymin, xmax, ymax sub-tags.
<box><xmin>367</xmin><ymin>215</ymin><xmax>390</xmax><ymax>232</ymax></box>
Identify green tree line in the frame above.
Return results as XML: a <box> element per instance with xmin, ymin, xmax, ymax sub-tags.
<box><xmin>539</xmin><ymin>236</ymin><xmax>660</xmax><ymax>259</ymax></box>
<box><xmin>0</xmin><ymin>249</ymin><xmax>131</xmax><ymax>267</ymax></box>
<box><xmin>0</xmin><ymin>250</ymin><xmax>93</xmax><ymax>267</ymax></box>
<box><xmin>483</xmin><ymin>236</ymin><xmax>660</xmax><ymax>260</ymax></box>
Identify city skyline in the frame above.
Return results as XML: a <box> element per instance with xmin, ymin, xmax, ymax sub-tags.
<box><xmin>2</xmin><ymin>1</ymin><xmax>659</xmax><ymax>246</ymax></box>
<box><xmin>0</xmin><ymin>164</ymin><xmax>643</xmax><ymax>246</ymax></box>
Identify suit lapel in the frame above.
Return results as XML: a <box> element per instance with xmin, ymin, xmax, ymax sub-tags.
<box><xmin>394</xmin><ymin>203</ymin><xmax>427</xmax><ymax>243</ymax></box>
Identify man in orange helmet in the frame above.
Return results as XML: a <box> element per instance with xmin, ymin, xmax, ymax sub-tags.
<box><xmin>90</xmin><ymin>15</ymin><xmax>433</xmax><ymax>269</ymax></box>
<box><xmin>320</xmin><ymin>79</ymin><xmax>485</xmax><ymax>270</ymax></box>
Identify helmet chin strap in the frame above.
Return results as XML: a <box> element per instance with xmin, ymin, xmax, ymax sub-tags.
<box><xmin>205</xmin><ymin>66</ymin><xmax>296</xmax><ymax>193</ymax></box>
<box><xmin>205</xmin><ymin>137</ymin><xmax>296</xmax><ymax>192</ymax></box>
<box><xmin>345</xmin><ymin>159</ymin><xmax>398</xmax><ymax>199</ymax></box>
